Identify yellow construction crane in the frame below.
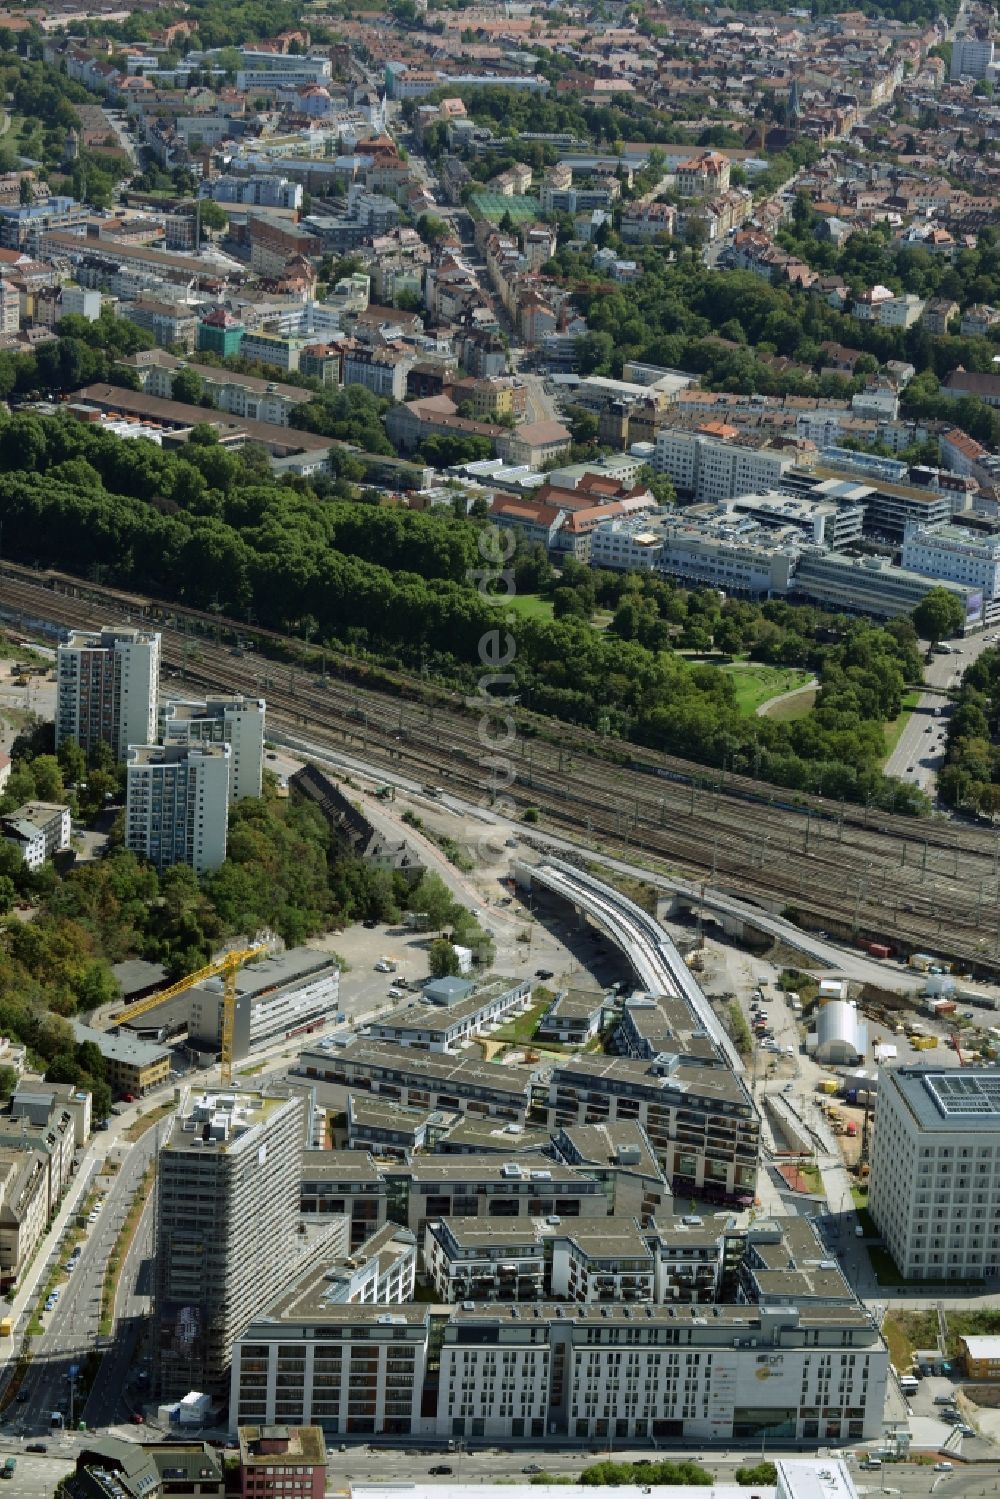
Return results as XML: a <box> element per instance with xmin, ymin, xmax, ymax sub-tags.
<box><xmin>108</xmin><ymin>941</ymin><xmax>273</xmax><ymax>1086</ymax></box>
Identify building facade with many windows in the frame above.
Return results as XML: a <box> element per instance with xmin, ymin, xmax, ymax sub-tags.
<box><xmin>125</xmin><ymin>743</ymin><xmax>230</xmax><ymax>874</ymax></box>
<box><xmin>870</xmin><ymin>1068</ymin><xmax>1000</xmax><ymax>1280</ymax></box>
<box><xmin>56</xmin><ymin>626</ymin><xmax>161</xmax><ymax>760</ymax></box>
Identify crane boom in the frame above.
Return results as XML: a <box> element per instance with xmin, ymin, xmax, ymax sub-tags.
<box><xmin>109</xmin><ymin>941</ymin><xmax>272</xmax><ymax>1085</ymax></box>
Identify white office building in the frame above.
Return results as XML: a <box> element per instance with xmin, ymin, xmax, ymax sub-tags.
<box><xmin>901</xmin><ymin>523</ymin><xmax>1000</xmax><ymax>608</ymax></box>
<box><xmin>870</xmin><ymin>1068</ymin><xmax>1000</xmax><ymax>1280</ymax></box>
<box><xmin>159</xmin><ymin>695</ymin><xmax>266</xmax><ymax>802</ymax></box>
<box><xmin>125</xmin><ymin>742</ymin><xmax>230</xmax><ymax>874</ymax></box>
<box><xmin>653</xmin><ymin>426</ymin><xmax>802</xmax><ymax>503</ymax></box>
<box><xmin>655</xmin><ymin>514</ymin><xmax>799</xmax><ymax>597</ymax></box>
<box><xmin>590</xmin><ymin>515</ymin><xmax>665</xmax><ymax>572</ymax></box>
<box><xmin>56</xmin><ymin>627</ymin><xmax>160</xmax><ymax>760</ymax></box>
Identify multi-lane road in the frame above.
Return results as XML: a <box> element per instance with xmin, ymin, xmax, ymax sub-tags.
<box><xmin>12</xmin><ymin>1129</ymin><xmax>158</xmax><ymax>1438</ymax></box>
<box><xmin>885</xmin><ymin>632</ymin><xmax>994</xmax><ymax>796</ymax></box>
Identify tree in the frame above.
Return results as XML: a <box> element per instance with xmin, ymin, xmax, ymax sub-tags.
<box><xmin>198</xmin><ymin>199</ymin><xmax>228</xmax><ymax>234</ymax></box>
<box><xmin>912</xmin><ymin>588</ymin><xmax>965</xmax><ymax>646</ymax></box>
<box><xmin>171</xmin><ymin>368</ymin><xmax>206</xmax><ymax>406</ymax></box>
<box><xmin>0</xmin><ymin>1064</ymin><xmax>16</xmax><ymax>1100</ymax></box>
<box><xmin>429</xmin><ymin>937</ymin><xmax>461</xmax><ymax>978</ymax></box>
<box><xmin>410</xmin><ymin>872</ymin><xmax>456</xmax><ymax>932</ymax></box>
<box><xmin>977</xmin><ymin>783</ymin><xmax>1000</xmax><ymax>823</ymax></box>
<box><xmin>416</xmin><ymin>214</ymin><xmax>448</xmax><ymax>245</ymax></box>
<box><xmin>57</xmin><ymin>737</ymin><xmax>86</xmax><ymax>789</ymax></box>
<box><xmin>735</xmin><ymin>1463</ymin><xmax>777</xmax><ymax>1486</ymax></box>
<box><xmin>29</xmin><ymin>754</ymin><xmax>65</xmax><ymax>802</ymax></box>
<box><xmin>90</xmin><ymin>1079</ymin><xmax>112</xmax><ymax>1120</ymax></box>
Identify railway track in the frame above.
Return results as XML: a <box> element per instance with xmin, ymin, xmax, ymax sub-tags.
<box><xmin>3</xmin><ymin>562</ymin><xmax>1000</xmax><ymax>974</ymax></box>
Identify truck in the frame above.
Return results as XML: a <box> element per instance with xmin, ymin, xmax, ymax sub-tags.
<box><xmin>0</xmin><ymin>1317</ymin><xmax>12</xmax><ymax>1337</ymax></box>
<box><xmin>2</xmin><ymin>1457</ymin><xmax>15</xmax><ymax>1479</ymax></box>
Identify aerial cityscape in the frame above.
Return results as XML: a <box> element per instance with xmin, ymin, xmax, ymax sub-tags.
<box><xmin>0</xmin><ymin>0</ymin><xmax>995</xmax><ymax>1496</ymax></box>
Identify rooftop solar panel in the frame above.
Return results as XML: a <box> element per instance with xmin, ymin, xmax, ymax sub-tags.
<box><xmin>926</xmin><ymin>1072</ymin><xmax>1000</xmax><ymax>1118</ymax></box>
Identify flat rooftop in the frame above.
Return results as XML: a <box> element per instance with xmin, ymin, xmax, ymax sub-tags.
<box><xmin>165</xmin><ymin>1088</ymin><xmax>294</xmax><ymax>1153</ymax></box>
<box><xmin>348</xmin><ymin>1096</ymin><xmax>450</xmax><ymax>1135</ymax></box>
<box><xmin>437</xmin><ymin>1116</ymin><xmax>552</xmax><ymax>1153</ymax></box>
<box><xmin>893</xmin><ymin>1067</ymin><xmax>1000</xmax><ymax>1128</ymax></box>
<box><xmin>300</xmin><ymin>1148</ymin><xmax>381</xmax><ymax>1182</ymax></box>
<box><xmin>446</xmin><ymin>1299</ymin><xmax>872</xmax><ymax>1330</ymax></box>
<box><xmin>433</xmin><ymin>1216</ymin><xmax>542</xmax><ymax>1252</ymax></box>
<box><xmin>239</xmin><ymin>1424</ymin><xmax>326</xmax><ymax>1466</ymax></box>
<box><xmin>554</xmin><ymin>1121</ymin><xmax>665</xmax><ymax>1181</ymax></box>
<box><xmin>392</xmin><ymin>1151</ymin><xmax>589</xmax><ymax>1186</ymax></box>
<box><xmin>555</xmin><ymin>1220</ymin><xmax>652</xmax><ymax>1260</ymax></box>
<box><xmin>303</xmin><ymin>1039</ymin><xmax>536</xmax><ymax>1097</ymax></box>
<box><xmin>551</xmin><ymin>1052</ymin><xmax>753</xmax><ymax>1111</ymax></box>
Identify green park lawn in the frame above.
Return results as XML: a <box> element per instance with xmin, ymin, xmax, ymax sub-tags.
<box><xmin>505</xmin><ymin>593</ymin><xmax>555</xmax><ymax>623</ymax></box>
<box><xmin>718</xmin><ymin>662</ymin><xmax>812</xmax><ymax>717</ymax></box>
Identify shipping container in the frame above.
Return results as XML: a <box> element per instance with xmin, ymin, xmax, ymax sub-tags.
<box><xmin>908</xmin><ymin>953</ymin><xmax>935</xmax><ymax>972</ymax></box>
<box><xmin>868</xmin><ymin>943</ymin><xmax>891</xmax><ymax>960</ymax></box>
<box><xmin>818</xmin><ymin>1079</ymin><xmax>839</xmax><ymax>1096</ymax></box>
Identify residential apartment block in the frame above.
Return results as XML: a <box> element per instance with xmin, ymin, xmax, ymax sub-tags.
<box><xmin>56</xmin><ymin>626</ymin><xmax>161</xmax><ymax>760</ymax></box>
<box><xmin>125</xmin><ymin>743</ymin><xmax>230</xmax><ymax>875</ymax></box>
<box><xmin>870</xmin><ymin>1068</ymin><xmax>1000</xmax><ymax>1280</ymax></box>
<box><xmin>299</xmin><ymin>1149</ymin><xmax>388</xmax><ymax>1250</ymax></box>
<box><xmin>156</xmin><ymin>1088</ymin><xmax>306</xmax><ymax>1398</ymax></box>
<box><xmin>547</xmin><ymin>1053</ymin><xmax>759</xmax><ymax>1206</ymax></box>
<box><xmin>230</xmin><ymin>1217</ymin><xmax>887</xmax><ymax>1444</ymax></box>
<box><xmin>126</xmin><ymin>350</ymin><xmax>311</xmax><ymax>427</ymax></box>
<box><xmin>0</xmin><ymin>1146</ymin><xmax>48</xmax><ymax>1288</ymax></box>
<box><xmin>297</xmin><ymin>1040</ymin><xmax>534</xmax><ymax>1122</ymax></box>
<box><xmin>201</xmin><ymin>174</ymin><xmax>303</xmax><ymax>210</ymax></box>
<box><xmin>380</xmin><ymin>1152</ymin><xmax>607</xmax><ymax>1238</ymax></box>
<box><xmin>72</xmin><ymin>1021</ymin><xmax>171</xmax><ymax>1099</ymax></box>
<box><xmin>365</xmin><ymin>975</ymin><xmax>531</xmax><ymax>1053</ymax></box>
<box><xmin>653</xmin><ymin>425</ymin><xmax>805</xmax><ymax>502</ymax></box>
<box><xmin>0</xmin><ymin>800</ymin><xmax>70</xmax><ymax>870</ymax></box>
<box><xmin>159</xmin><ymin>695</ymin><xmax>266</xmax><ymax>802</ymax></box>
